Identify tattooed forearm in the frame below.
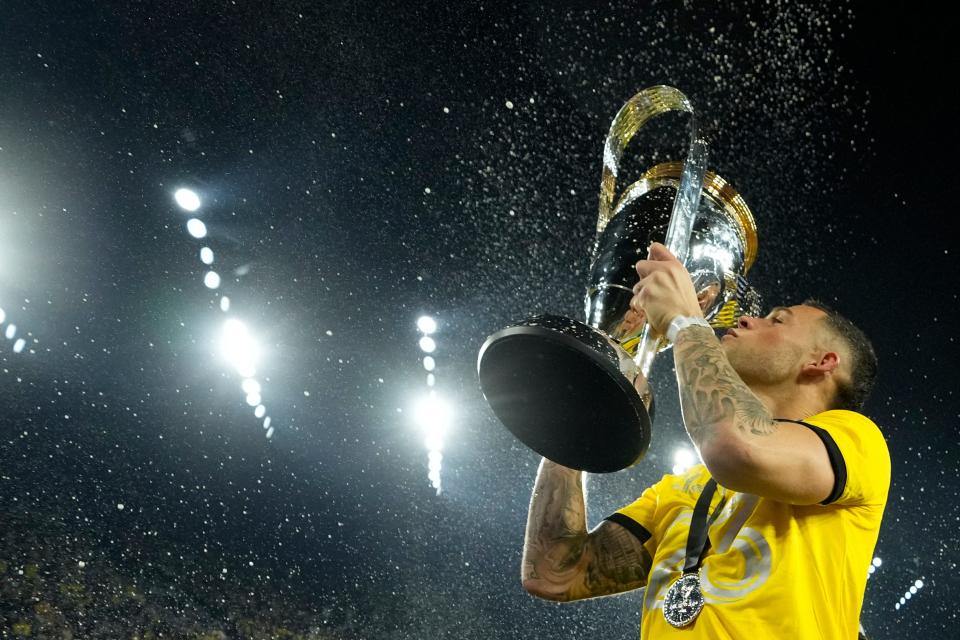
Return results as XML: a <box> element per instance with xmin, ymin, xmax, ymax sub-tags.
<box><xmin>522</xmin><ymin>460</ymin><xmax>588</xmax><ymax>589</ymax></box>
<box><xmin>522</xmin><ymin>460</ymin><xmax>651</xmax><ymax>601</ymax></box>
<box><xmin>673</xmin><ymin>325</ymin><xmax>777</xmax><ymax>449</ymax></box>
<box><xmin>576</xmin><ymin>523</ymin><xmax>652</xmax><ymax>599</ymax></box>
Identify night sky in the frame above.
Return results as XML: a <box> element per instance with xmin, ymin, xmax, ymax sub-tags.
<box><xmin>0</xmin><ymin>2</ymin><xmax>956</xmax><ymax>638</ymax></box>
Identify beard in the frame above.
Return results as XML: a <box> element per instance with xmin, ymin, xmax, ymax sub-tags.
<box><xmin>722</xmin><ymin>339</ymin><xmax>801</xmax><ymax>388</ymax></box>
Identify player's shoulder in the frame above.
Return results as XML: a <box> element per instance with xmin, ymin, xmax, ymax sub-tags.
<box><xmin>801</xmin><ymin>409</ymin><xmax>884</xmax><ymax>440</ymax></box>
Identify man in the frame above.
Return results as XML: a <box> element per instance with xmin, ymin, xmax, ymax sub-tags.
<box><xmin>521</xmin><ymin>242</ymin><xmax>889</xmax><ymax>638</ymax></box>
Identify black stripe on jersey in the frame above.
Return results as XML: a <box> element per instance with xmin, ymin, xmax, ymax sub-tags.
<box><xmin>776</xmin><ymin>418</ymin><xmax>847</xmax><ymax>505</ymax></box>
<box><xmin>604</xmin><ymin>513</ymin><xmax>653</xmax><ymax>544</ymax></box>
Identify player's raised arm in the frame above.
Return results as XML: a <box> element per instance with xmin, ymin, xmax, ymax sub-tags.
<box><xmin>521</xmin><ymin>458</ymin><xmax>651</xmax><ymax>601</ymax></box>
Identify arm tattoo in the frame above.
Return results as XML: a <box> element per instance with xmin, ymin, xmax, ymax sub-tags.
<box><xmin>577</xmin><ymin>522</ymin><xmax>652</xmax><ymax>599</ymax></box>
<box><xmin>673</xmin><ymin>325</ymin><xmax>778</xmax><ymax>449</ymax></box>
<box><xmin>522</xmin><ymin>461</ymin><xmax>587</xmax><ymax>585</ymax></box>
<box><xmin>522</xmin><ymin>460</ymin><xmax>651</xmax><ymax>600</ymax></box>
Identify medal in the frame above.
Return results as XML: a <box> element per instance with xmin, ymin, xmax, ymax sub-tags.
<box><xmin>663</xmin><ymin>573</ymin><xmax>705</xmax><ymax>628</ymax></box>
<box><xmin>661</xmin><ymin>479</ymin><xmax>718</xmax><ymax>628</ymax></box>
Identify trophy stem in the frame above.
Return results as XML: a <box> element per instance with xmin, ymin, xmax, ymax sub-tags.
<box><xmin>634</xmin><ymin>326</ymin><xmax>660</xmax><ymax>380</ymax></box>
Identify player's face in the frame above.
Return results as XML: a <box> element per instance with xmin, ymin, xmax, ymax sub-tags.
<box><xmin>720</xmin><ymin>304</ymin><xmax>827</xmax><ymax>386</ymax></box>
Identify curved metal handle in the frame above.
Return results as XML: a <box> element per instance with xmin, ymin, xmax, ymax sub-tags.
<box><xmin>594</xmin><ymin>85</ymin><xmax>708</xmax><ymax>377</ymax></box>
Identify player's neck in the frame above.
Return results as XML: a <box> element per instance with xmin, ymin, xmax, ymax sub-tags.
<box><xmin>751</xmin><ymin>384</ymin><xmax>827</xmax><ymax>422</ymax></box>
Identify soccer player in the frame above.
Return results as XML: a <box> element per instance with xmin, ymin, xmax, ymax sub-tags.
<box><xmin>522</xmin><ymin>243</ymin><xmax>889</xmax><ymax>638</ymax></box>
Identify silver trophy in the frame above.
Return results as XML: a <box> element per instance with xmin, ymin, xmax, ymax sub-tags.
<box><xmin>477</xmin><ymin>86</ymin><xmax>761</xmax><ymax>472</ymax></box>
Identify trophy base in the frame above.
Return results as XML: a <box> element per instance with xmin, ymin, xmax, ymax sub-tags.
<box><xmin>477</xmin><ymin>316</ymin><xmax>651</xmax><ymax>473</ymax></box>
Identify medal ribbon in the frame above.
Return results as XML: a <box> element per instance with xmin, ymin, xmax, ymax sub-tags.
<box><xmin>681</xmin><ymin>479</ymin><xmax>719</xmax><ymax>575</ymax></box>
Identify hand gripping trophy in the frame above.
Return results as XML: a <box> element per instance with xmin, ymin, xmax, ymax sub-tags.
<box><xmin>477</xmin><ymin>85</ymin><xmax>762</xmax><ymax>473</ymax></box>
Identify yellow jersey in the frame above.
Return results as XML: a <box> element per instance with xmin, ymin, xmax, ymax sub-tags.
<box><xmin>607</xmin><ymin>410</ymin><xmax>890</xmax><ymax>639</ymax></box>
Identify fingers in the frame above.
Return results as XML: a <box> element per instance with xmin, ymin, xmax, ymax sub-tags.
<box><xmin>634</xmin><ymin>242</ymin><xmax>680</xmax><ymax>278</ymax></box>
<box><xmin>647</xmin><ymin>242</ymin><xmax>678</xmax><ymax>262</ymax></box>
<box><xmin>629</xmin><ymin>281</ymin><xmax>645</xmax><ymax>313</ymax></box>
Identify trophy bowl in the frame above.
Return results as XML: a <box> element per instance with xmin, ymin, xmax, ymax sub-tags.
<box><xmin>477</xmin><ymin>86</ymin><xmax>760</xmax><ymax>473</ymax></box>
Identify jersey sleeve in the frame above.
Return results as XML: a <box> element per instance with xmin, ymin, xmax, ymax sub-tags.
<box><xmin>788</xmin><ymin>410</ymin><xmax>891</xmax><ymax>507</ymax></box>
<box><xmin>604</xmin><ymin>482</ymin><xmax>659</xmax><ymax>547</ymax></box>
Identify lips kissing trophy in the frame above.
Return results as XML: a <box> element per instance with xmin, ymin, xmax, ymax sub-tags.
<box><xmin>477</xmin><ymin>85</ymin><xmax>762</xmax><ymax>473</ymax></box>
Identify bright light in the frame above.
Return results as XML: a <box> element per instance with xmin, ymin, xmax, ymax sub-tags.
<box><xmin>417</xmin><ymin>315</ymin><xmax>437</xmax><ymax>334</ymax></box>
<box><xmin>425</xmin><ymin>433</ymin><xmax>443</xmax><ymax>451</ymax></box>
<box><xmin>426</xmin><ymin>373</ymin><xmax>435</xmax><ymax>387</ymax></box>
<box><xmin>186</xmin><ymin>218</ymin><xmax>207</xmax><ymax>239</ymax></box>
<box><xmin>242</xmin><ymin>379</ymin><xmax>261</xmax><ymax>395</ymax></box>
<box><xmin>175</xmin><ymin>188</ymin><xmax>201</xmax><ymax>212</ymax></box>
<box><xmin>204</xmin><ymin>271</ymin><xmax>221</xmax><ymax>289</ymax></box>
<box><xmin>220</xmin><ymin>318</ymin><xmax>259</xmax><ymax>378</ymax></box>
<box><xmin>915</xmin><ymin>579</ymin><xmax>924</xmax><ymax>588</ymax></box>
<box><xmin>265</xmin><ymin>426</ymin><xmax>274</xmax><ymax>438</ymax></box>
<box><xmin>672</xmin><ymin>447</ymin><xmax>696</xmax><ymax>475</ymax></box>
<box><xmin>263</xmin><ymin>416</ymin><xmax>271</xmax><ymax>429</ymax></box>
<box><xmin>414</xmin><ymin>393</ymin><xmax>452</xmax><ymax>433</ymax></box>
<box><xmin>414</xmin><ymin>392</ymin><xmax>451</xmax><ymax>494</ymax></box>
<box><xmin>13</xmin><ymin>338</ymin><xmax>25</xmax><ymax>353</ymax></box>
<box><xmin>4</xmin><ymin>324</ymin><xmax>15</xmax><ymax>340</ymax></box>
<box><xmin>245</xmin><ymin>392</ymin><xmax>262</xmax><ymax>407</ymax></box>
<box><xmin>419</xmin><ymin>336</ymin><xmax>436</xmax><ymax>353</ymax></box>
<box><xmin>254</xmin><ymin>404</ymin><xmax>266</xmax><ymax>418</ymax></box>
<box><xmin>872</xmin><ymin>557</ymin><xmax>882</xmax><ymax>567</ymax></box>
<box><xmin>200</xmin><ymin>247</ymin><xmax>214</xmax><ymax>264</ymax></box>
<box><xmin>220</xmin><ymin>296</ymin><xmax>230</xmax><ymax>312</ymax></box>
<box><xmin>0</xmin><ymin>307</ymin><xmax>5</xmax><ymax>323</ymax></box>
<box><xmin>423</xmin><ymin>356</ymin><xmax>436</xmax><ymax>371</ymax></box>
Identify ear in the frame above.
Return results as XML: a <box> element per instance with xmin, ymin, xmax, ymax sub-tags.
<box><xmin>801</xmin><ymin>351</ymin><xmax>840</xmax><ymax>377</ymax></box>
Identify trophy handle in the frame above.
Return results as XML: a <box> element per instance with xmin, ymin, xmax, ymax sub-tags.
<box><xmin>602</xmin><ymin>88</ymin><xmax>709</xmax><ymax>378</ymax></box>
<box><xmin>597</xmin><ymin>86</ymin><xmax>704</xmax><ymax>239</ymax></box>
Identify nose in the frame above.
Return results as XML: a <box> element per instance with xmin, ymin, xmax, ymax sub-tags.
<box><xmin>738</xmin><ymin>315</ymin><xmax>755</xmax><ymax>329</ymax></box>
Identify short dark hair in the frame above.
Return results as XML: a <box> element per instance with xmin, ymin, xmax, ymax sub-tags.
<box><xmin>803</xmin><ymin>299</ymin><xmax>878</xmax><ymax>411</ymax></box>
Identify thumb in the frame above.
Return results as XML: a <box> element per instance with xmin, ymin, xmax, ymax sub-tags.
<box><xmin>647</xmin><ymin>241</ymin><xmax>679</xmax><ymax>262</ymax></box>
